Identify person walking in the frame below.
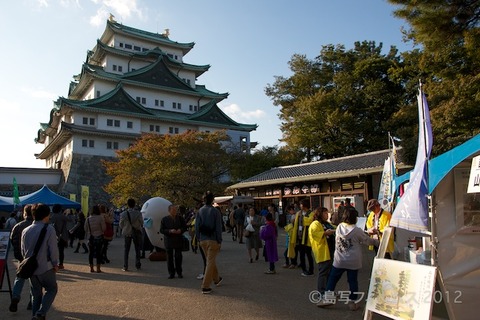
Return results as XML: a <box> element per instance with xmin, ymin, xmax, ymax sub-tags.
<box><xmin>309</xmin><ymin>207</ymin><xmax>336</xmax><ymax>305</ymax></box>
<box><xmin>282</xmin><ymin>204</ymin><xmax>298</xmax><ymax>268</ymax></box>
<box><xmin>70</xmin><ymin>210</ymin><xmax>88</xmax><ymax>254</ymax></box>
<box><xmin>9</xmin><ymin>205</ymin><xmax>34</xmax><ymax>312</ymax></box>
<box><xmin>119</xmin><ymin>198</ymin><xmax>143</xmax><ymax>271</ymax></box>
<box><xmin>233</xmin><ymin>203</ymin><xmax>246</xmax><ymax>244</ymax></box>
<box><xmin>195</xmin><ymin>191</ymin><xmax>223</xmax><ymax>294</ymax></box>
<box><xmin>160</xmin><ymin>204</ymin><xmax>187</xmax><ymax>279</ymax></box>
<box><xmin>317</xmin><ymin>206</ymin><xmax>379</xmax><ymax>310</ymax></box>
<box><xmin>85</xmin><ymin>205</ymin><xmax>106</xmax><ymax>273</ymax></box>
<box><xmin>100</xmin><ymin>205</ymin><xmax>114</xmax><ymax>263</ymax></box>
<box><xmin>21</xmin><ymin>203</ymin><xmax>59</xmax><ymax>320</ymax></box>
<box><xmin>65</xmin><ymin>209</ymin><xmax>76</xmax><ymax>248</ymax></box>
<box><xmin>260</xmin><ymin>212</ymin><xmax>278</xmax><ymax>274</ymax></box>
<box><xmin>49</xmin><ymin>204</ymin><xmax>68</xmax><ymax>269</ymax></box>
<box><xmin>244</xmin><ymin>207</ymin><xmax>263</xmax><ymax>263</ymax></box>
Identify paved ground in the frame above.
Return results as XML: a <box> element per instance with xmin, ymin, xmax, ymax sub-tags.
<box><xmin>1</xmin><ymin>230</ymin><xmax>385</xmax><ymax>320</ymax></box>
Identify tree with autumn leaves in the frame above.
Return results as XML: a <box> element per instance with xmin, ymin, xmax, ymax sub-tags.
<box><xmin>103</xmin><ymin>130</ymin><xmax>232</xmax><ymax>207</ymax></box>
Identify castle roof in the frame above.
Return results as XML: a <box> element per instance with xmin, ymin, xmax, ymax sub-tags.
<box><xmin>69</xmin><ymin>57</ymin><xmax>227</xmax><ymax>101</ymax></box>
<box><xmin>88</xmin><ymin>40</ymin><xmax>210</xmax><ymax>77</ymax></box>
<box><xmin>100</xmin><ymin>20</ymin><xmax>194</xmax><ymax>55</ymax></box>
<box><xmin>35</xmin><ymin>84</ymin><xmax>256</xmax><ymax>145</ymax></box>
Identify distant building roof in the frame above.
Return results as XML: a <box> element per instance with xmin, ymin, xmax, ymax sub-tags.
<box><xmin>228</xmin><ymin>149</ymin><xmax>408</xmax><ymax>189</ymax></box>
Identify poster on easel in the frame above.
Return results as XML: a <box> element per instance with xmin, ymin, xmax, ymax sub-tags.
<box><xmin>365</xmin><ymin>259</ymin><xmax>437</xmax><ymax>320</ymax></box>
<box><xmin>0</xmin><ymin>230</ymin><xmax>11</xmax><ymax>287</ymax></box>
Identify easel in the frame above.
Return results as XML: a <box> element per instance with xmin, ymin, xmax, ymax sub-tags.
<box><xmin>0</xmin><ymin>229</ymin><xmax>13</xmax><ymax>299</ymax></box>
<box><xmin>363</xmin><ymin>226</ymin><xmax>437</xmax><ymax>320</ymax></box>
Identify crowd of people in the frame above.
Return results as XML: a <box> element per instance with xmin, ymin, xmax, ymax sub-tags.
<box><xmin>5</xmin><ymin>194</ymin><xmax>393</xmax><ymax>317</ymax></box>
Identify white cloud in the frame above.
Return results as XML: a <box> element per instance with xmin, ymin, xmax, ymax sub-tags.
<box><xmin>89</xmin><ymin>0</ymin><xmax>143</xmax><ymax>26</ymax></box>
<box><xmin>37</xmin><ymin>0</ymin><xmax>49</xmax><ymax>7</ymax></box>
<box><xmin>221</xmin><ymin>103</ymin><xmax>266</xmax><ymax>123</ymax></box>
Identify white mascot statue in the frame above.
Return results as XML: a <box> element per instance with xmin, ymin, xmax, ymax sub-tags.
<box><xmin>141</xmin><ymin>197</ymin><xmax>172</xmax><ymax>249</ymax></box>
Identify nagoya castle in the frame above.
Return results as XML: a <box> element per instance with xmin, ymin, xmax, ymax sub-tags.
<box><xmin>35</xmin><ymin>17</ymin><xmax>257</xmax><ymax>204</ymax></box>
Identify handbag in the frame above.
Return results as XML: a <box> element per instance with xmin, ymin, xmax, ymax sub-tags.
<box><xmin>182</xmin><ymin>236</ymin><xmax>190</xmax><ymax>252</ymax></box>
<box><xmin>17</xmin><ymin>224</ymin><xmax>48</xmax><ymax>279</ymax></box>
<box><xmin>244</xmin><ymin>229</ymin><xmax>251</xmax><ymax>237</ymax></box>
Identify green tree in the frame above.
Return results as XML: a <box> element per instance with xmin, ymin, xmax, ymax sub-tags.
<box><xmin>103</xmin><ymin>131</ymin><xmax>231</xmax><ymax>207</ymax></box>
<box><xmin>265</xmin><ymin>41</ymin><xmax>406</xmax><ymax>161</ymax></box>
<box><xmin>389</xmin><ymin>0</ymin><xmax>480</xmax><ymax>157</ymax></box>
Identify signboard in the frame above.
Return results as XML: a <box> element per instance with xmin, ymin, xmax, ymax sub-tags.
<box><xmin>467</xmin><ymin>155</ymin><xmax>480</xmax><ymax>193</ymax></box>
<box><xmin>454</xmin><ymin>168</ymin><xmax>480</xmax><ymax>233</ymax></box>
<box><xmin>0</xmin><ymin>230</ymin><xmax>11</xmax><ymax>288</ymax></box>
<box><xmin>365</xmin><ymin>258</ymin><xmax>437</xmax><ymax>320</ymax></box>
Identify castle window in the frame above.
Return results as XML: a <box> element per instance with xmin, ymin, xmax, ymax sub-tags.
<box><xmin>173</xmin><ymin>102</ymin><xmax>177</xmax><ymax>109</ymax></box>
<box><xmin>134</xmin><ymin>46</ymin><xmax>141</xmax><ymax>51</ymax></box>
<box><xmin>96</xmin><ymin>90</ymin><xmax>100</xmax><ymax>98</ymax></box>
<box><xmin>127</xmin><ymin>121</ymin><xmax>133</xmax><ymax>129</ymax></box>
<box><xmin>160</xmin><ymin>100</ymin><xmax>164</xmax><ymax>107</ymax></box>
<box><xmin>155</xmin><ymin>99</ymin><xmax>159</xmax><ymax>106</ymax></box>
<box><xmin>178</xmin><ymin>103</ymin><xmax>182</xmax><ymax>110</ymax></box>
<box><xmin>113</xmin><ymin>65</ymin><xmax>117</xmax><ymax>71</ymax></box>
<box><xmin>107</xmin><ymin>141</ymin><xmax>119</xmax><ymax>150</ymax></box>
<box><xmin>141</xmin><ymin>97</ymin><xmax>146</xmax><ymax>104</ymax></box>
<box><xmin>107</xmin><ymin>119</ymin><xmax>113</xmax><ymax>126</ymax></box>
<box><xmin>118</xmin><ymin>66</ymin><xmax>123</xmax><ymax>72</ymax></box>
<box><xmin>119</xmin><ymin>43</ymin><xmax>123</xmax><ymax>48</ymax></box>
<box><xmin>83</xmin><ymin>139</ymin><xmax>95</xmax><ymax>148</ymax></box>
<box><xmin>114</xmin><ymin>120</ymin><xmax>120</xmax><ymax>127</ymax></box>
<box><xmin>125</xmin><ymin>44</ymin><xmax>132</xmax><ymax>49</ymax></box>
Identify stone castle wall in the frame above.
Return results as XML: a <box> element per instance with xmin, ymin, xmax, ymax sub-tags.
<box><xmin>62</xmin><ymin>153</ymin><xmax>115</xmax><ymax>207</ymax></box>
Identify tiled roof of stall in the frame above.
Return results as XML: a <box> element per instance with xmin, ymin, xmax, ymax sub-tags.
<box><xmin>228</xmin><ymin>149</ymin><xmax>406</xmax><ymax>189</ymax></box>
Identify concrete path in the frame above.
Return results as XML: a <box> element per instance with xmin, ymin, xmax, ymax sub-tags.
<box><xmin>1</xmin><ymin>230</ymin><xmax>385</xmax><ymax>320</ymax></box>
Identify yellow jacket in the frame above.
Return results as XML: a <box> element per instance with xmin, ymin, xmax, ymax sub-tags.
<box><xmin>366</xmin><ymin>209</ymin><xmax>394</xmax><ymax>253</ymax></box>
<box><xmin>308</xmin><ymin>220</ymin><xmax>331</xmax><ymax>263</ymax></box>
<box><xmin>287</xmin><ymin>210</ymin><xmax>313</xmax><ymax>258</ymax></box>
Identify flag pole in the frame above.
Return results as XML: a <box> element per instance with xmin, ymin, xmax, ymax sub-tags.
<box><xmin>419</xmin><ymin>80</ymin><xmax>436</xmax><ymax>266</ymax></box>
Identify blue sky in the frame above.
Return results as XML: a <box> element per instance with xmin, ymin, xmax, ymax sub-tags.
<box><xmin>0</xmin><ymin>0</ymin><xmax>410</xmax><ymax>168</ymax></box>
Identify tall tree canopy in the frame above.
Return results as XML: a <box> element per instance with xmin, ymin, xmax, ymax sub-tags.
<box><xmin>265</xmin><ymin>41</ymin><xmax>405</xmax><ymax>161</ymax></box>
<box><xmin>103</xmin><ymin>131</ymin><xmax>231</xmax><ymax>207</ymax></box>
<box><xmin>389</xmin><ymin>0</ymin><xmax>480</xmax><ymax>157</ymax></box>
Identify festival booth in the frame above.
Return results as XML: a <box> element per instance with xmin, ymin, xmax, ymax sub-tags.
<box><xmin>365</xmin><ymin>88</ymin><xmax>479</xmax><ymax>320</ymax></box>
<box><xmin>18</xmin><ymin>184</ymin><xmax>81</xmax><ymax>209</ymax></box>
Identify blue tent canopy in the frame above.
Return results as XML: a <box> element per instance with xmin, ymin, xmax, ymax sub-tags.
<box><xmin>19</xmin><ymin>185</ymin><xmax>81</xmax><ymax>209</ymax></box>
<box><xmin>0</xmin><ymin>195</ymin><xmax>14</xmax><ymax>212</ymax></box>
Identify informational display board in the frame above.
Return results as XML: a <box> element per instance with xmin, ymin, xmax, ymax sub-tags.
<box><xmin>467</xmin><ymin>155</ymin><xmax>480</xmax><ymax>193</ymax></box>
<box><xmin>364</xmin><ymin>258</ymin><xmax>437</xmax><ymax>320</ymax></box>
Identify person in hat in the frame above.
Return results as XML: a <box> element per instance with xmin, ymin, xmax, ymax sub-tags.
<box><xmin>365</xmin><ymin>199</ymin><xmax>394</xmax><ymax>258</ymax></box>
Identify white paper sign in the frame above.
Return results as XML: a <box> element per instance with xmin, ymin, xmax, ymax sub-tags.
<box><xmin>467</xmin><ymin>155</ymin><xmax>480</xmax><ymax>193</ymax></box>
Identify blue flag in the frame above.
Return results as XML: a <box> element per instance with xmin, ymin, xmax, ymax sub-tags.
<box><xmin>391</xmin><ymin>88</ymin><xmax>433</xmax><ymax>233</ymax></box>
